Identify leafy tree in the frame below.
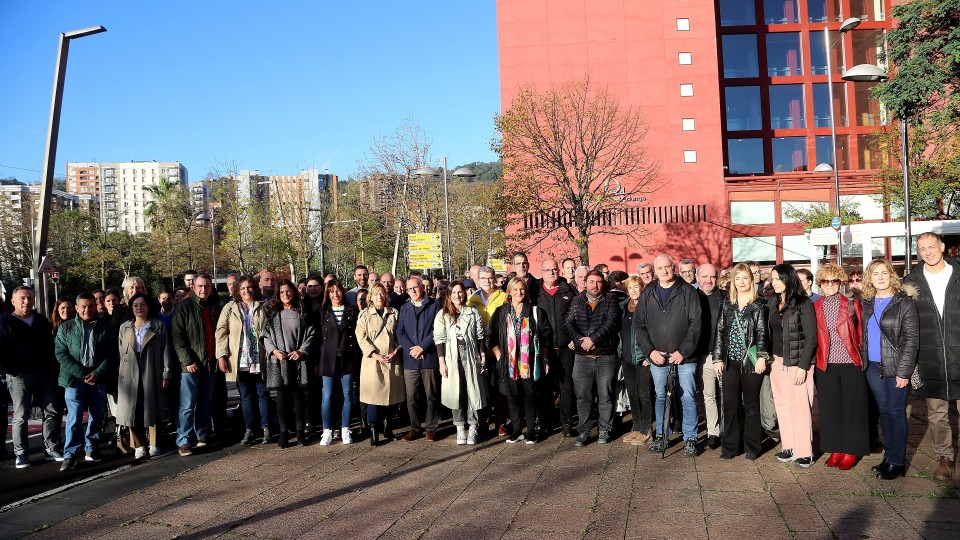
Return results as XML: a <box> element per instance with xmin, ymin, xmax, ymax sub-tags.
<box><xmin>494</xmin><ymin>77</ymin><xmax>661</xmax><ymax>266</ymax></box>
<box><xmin>782</xmin><ymin>200</ymin><xmax>863</xmax><ymax>229</ymax></box>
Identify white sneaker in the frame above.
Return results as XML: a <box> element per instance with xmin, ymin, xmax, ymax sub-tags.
<box><xmin>134</xmin><ymin>447</ymin><xmax>147</xmax><ymax>460</ymax></box>
<box><xmin>342</xmin><ymin>429</ymin><xmax>352</xmax><ymax>445</ymax></box>
<box><xmin>148</xmin><ymin>446</ymin><xmax>160</xmax><ymax>457</ymax></box>
<box><xmin>466</xmin><ymin>425</ymin><xmax>478</xmax><ymax>445</ymax></box>
<box><xmin>319</xmin><ymin>429</ymin><xmax>333</xmax><ymax>446</ymax></box>
<box><xmin>456</xmin><ymin>426</ymin><xmax>467</xmax><ymax>445</ymax></box>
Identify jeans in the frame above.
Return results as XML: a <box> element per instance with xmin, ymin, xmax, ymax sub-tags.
<box><xmin>236</xmin><ymin>370</ymin><xmax>271</xmax><ymax>431</ymax></box>
<box><xmin>63</xmin><ymin>380</ymin><xmax>108</xmax><ymax>458</ymax></box>
<box><xmin>321</xmin><ymin>374</ymin><xmax>353</xmax><ymax>430</ymax></box>
<box><xmin>865</xmin><ymin>362</ymin><xmax>910</xmax><ymax>466</ymax></box>
<box><xmin>178</xmin><ymin>369</ymin><xmax>214</xmax><ymax>447</ymax></box>
<box><xmin>650</xmin><ymin>361</ymin><xmax>698</xmax><ymax>440</ymax></box>
<box><xmin>572</xmin><ymin>354</ymin><xmax>618</xmax><ymax>434</ymax></box>
<box><xmin>6</xmin><ymin>372</ymin><xmax>62</xmax><ymax>455</ymax></box>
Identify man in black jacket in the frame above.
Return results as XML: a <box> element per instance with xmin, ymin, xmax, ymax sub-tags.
<box><xmin>696</xmin><ymin>264</ymin><xmax>722</xmax><ymax>450</ymax></box>
<box><xmin>904</xmin><ymin>232</ymin><xmax>960</xmax><ymax>481</ymax></box>
<box><xmin>635</xmin><ymin>255</ymin><xmax>702</xmax><ymax>456</ymax></box>
<box><xmin>565</xmin><ymin>270</ymin><xmax>621</xmax><ymax>446</ymax></box>
<box><xmin>537</xmin><ymin>258</ymin><xmax>577</xmax><ymax>437</ymax></box>
<box><xmin>0</xmin><ymin>287</ymin><xmax>64</xmax><ymax>468</ymax></box>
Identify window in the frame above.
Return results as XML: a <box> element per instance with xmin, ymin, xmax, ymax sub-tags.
<box><xmin>846</xmin><ymin>194</ymin><xmax>884</xmax><ymax>220</ymax></box>
<box><xmin>769</xmin><ymin>84</ymin><xmax>805</xmax><ymax>129</ymax></box>
<box><xmin>858</xmin><ymin>134</ymin><xmax>889</xmax><ymax>170</ymax></box>
<box><xmin>772</xmin><ymin>137</ymin><xmax>807</xmax><ymax>172</ymax></box>
<box><xmin>766</xmin><ymin>32</ymin><xmax>803</xmax><ymax>76</ymax></box>
<box><xmin>782</xmin><ymin>234</ymin><xmax>811</xmax><ymax>262</ymax></box>
<box><xmin>683</xmin><ymin>150</ymin><xmax>698</xmax><ymax>163</ymax></box>
<box><xmin>812</xmin><ymin>83</ymin><xmax>847</xmax><ymax>127</ymax></box>
<box><xmin>676</xmin><ymin>18</ymin><xmax>690</xmax><ymax>31</ymax></box>
<box><xmin>764</xmin><ymin>0</ymin><xmax>799</xmax><ymax>24</ymax></box>
<box><xmin>731</xmin><ymin>201</ymin><xmax>776</xmax><ymax>225</ymax></box>
<box><xmin>808</xmin><ymin>0</ymin><xmax>842</xmax><ymax>23</ymax></box>
<box><xmin>725</xmin><ymin>86</ymin><xmax>762</xmax><ymax>131</ymax></box>
<box><xmin>854</xmin><ymin>83</ymin><xmax>881</xmax><ymax>126</ymax></box>
<box><xmin>719</xmin><ymin>0</ymin><xmax>755</xmax><ymax>26</ymax></box>
<box><xmin>852</xmin><ymin>30</ymin><xmax>884</xmax><ymax>69</ymax></box>
<box><xmin>809</xmin><ymin>33</ymin><xmax>842</xmax><ymax>75</ymax></box>
<box><xmin>680</xmin><ymin>84</ymin><xmax>694</xmax><ymax>96</ymax></box>
<box><xmin>850</xmin><ymin>0</ymin><xmax>886</xmax><ymax>21</ymax></box>
<box><xmin>682</xmin><ymin>118</ymin><xmax>696</xmax><ymax>131</ymax></box>
<box><xmin>733</xmin><ymin>236</ymin><xmax>777</xmax><ymax>264</ymax></box>
<box><xmin>722</xmin><ymin>34</ymin><xmax>759</xmax><ymax>78</ymax></box>
<box><xmin>781</xmin><ymin>201</ymin><xmax>823</xmax><ymax>224</ymax></box>
<box><xmin>815</xmin><ymin>135</ymin><xmax>849</xmax><ymax>169</ymax></box>
<box><xmin>678</xmin><ymin>52</ymin><xmax>692</xmax><ymax>65</ymax></box>
<box><xmin>727</xmin><ymin>138</ymin><xmax>765</xmax><ymax>174</ymax></box>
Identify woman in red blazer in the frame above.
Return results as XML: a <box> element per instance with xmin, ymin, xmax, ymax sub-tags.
<box><xmin>813</xmin><ymin>263</ymin><xmax>868</xmax><ymax>470</ymax></box>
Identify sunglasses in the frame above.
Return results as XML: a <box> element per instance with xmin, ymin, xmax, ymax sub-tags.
<box><xmin>819</xmin><ymin>279</ymin><xmax>843</xmax><ymax>286</ymax></box>
<box><xmin>849</xmin><ymin>278</ymin><xmax>863</xmax><ymax>283</ymax></box>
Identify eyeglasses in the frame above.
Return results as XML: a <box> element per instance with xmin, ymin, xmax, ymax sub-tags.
<box><xmin>819</xmin><ymin>279</ymin><xmax>842</xmax><ymax>286</ymax></box>
<box><xmin>849</xmin><ymin>278</ymin><xmax>863</xmax><ymax>283</ymax></box>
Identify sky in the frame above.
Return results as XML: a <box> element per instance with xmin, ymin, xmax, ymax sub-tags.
<box><xmin>0</xmin><ymin>1</ymin><xmax>501</xmax><ymax>183</ymax></box>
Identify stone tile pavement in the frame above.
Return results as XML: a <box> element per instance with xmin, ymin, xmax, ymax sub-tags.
<box><xmin>13</xmin><ymin>398</ymin><xmax>960</xmax><ymax>540</ymax></box>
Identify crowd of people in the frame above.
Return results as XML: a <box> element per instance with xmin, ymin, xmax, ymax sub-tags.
<box><xmin>1</xmin><ymin>232</ymin><xmax>959</xmax><ymax>483</ymax></box>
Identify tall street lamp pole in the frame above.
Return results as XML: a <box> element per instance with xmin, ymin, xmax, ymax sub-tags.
<box><xmin>33</xmin><ymin>25</ymin><xmax>106</xmax><ymax>315</ymax></box>
<box><xmin>413</xmin><ymin>162</ymin><xmax>476</xmax><ymax>278</ymax></box>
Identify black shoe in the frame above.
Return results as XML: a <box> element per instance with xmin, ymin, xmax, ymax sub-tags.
<box><xmin>775</xmin><ymin>449</ymin><xmax>794</xmax><ymax>463</ymax></box>
<box><xmin>877</xmin><ymin>461</ymin><xmax>905</xmax><ymax>480</ymax></box>
<box><xmin>720</xmin><ymin>452</ymin><xmax>735</xmax><ymax>460</ymax></box>
<box><xmin>574</xmin><ymin>433</ymin><xmax>590</xmax><ymax>447</ymax></box>
<box><xmin>382</xmin><ymin>419</ymin><xmax>395</xmax><ymax>441</ymax></box>
<box><xmin>706</xmin><ymin>435</ymin><xmax>721</xmax><ymax>450</ymax></box>
<box><xmin>278</xmin><ymin>433</ymin><xmax>289</xmax><ymax>449</ymax></box>
<box><xmin>562</xmin><ymin>425</ymin><xmax>576</xmax><ymax>438</ymax></box>
<box><xmin>296</xmin><ymin>430</ymin><xmax>306</xmax><ymax>447</ymax></box>
<box><xmin>794</xmin><ymin>456</ymin><xmax>814</xmax><ymax>468</ymax></box>
<box><xmin>85</xmin><ymin>451</ymin><xmax>103</xmax><ymax>463</ymax></box>
<box><xmin>745</xmin><ymin>453</ymin><xmax>759</xmax><ymax>461</ymax></box>
<box><xmin>649</xmin><ymin>437</ymin><xmax>666</xmax><ymax>453</ymax></box>
<box><xmin>370</xmin><ymin>424</ymin><xmax>381</xmax><ymax>447</ymax></box>
<box><xmin>60</xmin><ymin>457</ymin><xmax>77</xmax><ymax>471</ymax></box>
<box><xmin>684</xmin><ymin>439</ymin><xmax>697</xmax><ymax>457</ymax></box>
<box><xmin>870</xmin><ymin>459</ymin><xmax>890</xmax><ymax>475</ymax></box>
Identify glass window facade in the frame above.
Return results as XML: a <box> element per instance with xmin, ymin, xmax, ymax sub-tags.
<box><xmin>854</xmin><ymin>83</ymin><xmax>881</xmax><ymax>126</ymax></box>
<box><xmin>766</xmin><ymin>33</ymin><xmax>803</xmax><ymax>76</ymax></box>
<box><xmin>731</xmin><ymin>201</ymin><xmax>776</xmax><ymax>225</ymax></box>
<box><xmin>772</xmin><ymin>137</ymin><xmax>808</xmax><ymax>172</ymax></box>
<box><xmin>722</xmin><ymin>34</ymin><xmax>760</xmax><ymax>78</ymax></box>
<box><xmin>769</xmin><ymin>84</ymin><xmax>805</xmax><ymax>129</ymax></box>
<box><xmin>732</xmin><ymin>236</ymin><xmax>777</xmax><ymax>264</ymax></box>
<box><xmin>852</xmin><ymin>30</ymin><xmax>884</xmax><ymax>72</ymax></box>
<box><xmin>764</xmin><ymin>0</ymin><xmax>800</xmax><ymax>24</ymax></box>
<box><xmin>815</xmin><ymin>135</ymin><xmax>849</xmax><ymax>169</ymax></box>
<box><xmin>809</xmin><ymin>33</ymin><xmax>842</xmax><ymax>76</ymax></box>
<box><xmin>725</xmin><ymin>86</ymin><xmax>762</xmax><ymax>131</ymax></box>
<box><xmin>812</xmin><ymin>83</ymin><xmax>847</xmax><ymax>127</ymax></box>
<box><xmin>808</xmin><ymin>0</ymin><xmax>841</xmax><ymax>23</ymax></box>
<box><xmin>782</xmin><ymin>202</ymin><xmax>823</xmax><ymax>224</ymax></box>
<box><xmin>719</xmin><ymin>0</ymin><xmax>755</xmax><ymax>26</ymax></box>
<box><xmin>727</xmin><ymin>138</ymin><xmax>765</xmax><ymax>174</ymax></box>
<box><xmin>858</xmin><ymin>133</ymin><xmax>888</xmax><ymax>170</ymax></box>
<box><xmin>782</xmin><ymin>234</ymin><xmax>811</xmax><ymax>262</ymax></box>
<box><xmin>850</xmin><ymin>0</ymin><xmax>886</xmax><ymax>21</ymax></box>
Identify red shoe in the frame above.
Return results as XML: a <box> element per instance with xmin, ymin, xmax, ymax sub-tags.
<box><xmin>425</xmin><ymin>431</ymin><xmax>436</xmax><ymax>442</ymax></box>
<box><xmin>402</xmin><ymin>430</ymin><xmax>419</xmax><ymax>441</ymax></box>
<box><xmin>498</xmin><ymin>425</ymin><xmax>508</xmax><ymax>437</ymax></box>
<box><xmin>837</xmin><ymin>454</ymin><xmax>858</xmax><ymax>471</ymax></box>
<box><xmin>825</xmin><ymin>453</ymin><xmax>843</xmax><ymax>467</ymax></box>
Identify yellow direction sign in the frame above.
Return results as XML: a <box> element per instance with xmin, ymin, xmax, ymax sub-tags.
<box><xmin>489</xmin><ymin>258</ymin><xmax>507</xmax><ymax>273</ymax></box>
<box><xmin>409</xmin><ymin>233</ymin><xmax>441</xmax><ymax>244</ymax></box>
<box><xmin>410</xmin><ymin>261</ymin><xmax>442</xmax><ymax>270</ymax></box>
<box><xmin>410</xmin><ymin>252</ymin><xmax>443</xmax><ymax>262</ymax></box>
<box><xmin>409</xmin><ymin>241</ymin><xmax>442</xmax><ymax>252</ymax></box>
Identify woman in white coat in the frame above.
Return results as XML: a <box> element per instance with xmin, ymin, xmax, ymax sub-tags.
<box><xmin>434</xmin><ymin>281</ymin><xmax>488</xmax><ymax>445</ymax></box>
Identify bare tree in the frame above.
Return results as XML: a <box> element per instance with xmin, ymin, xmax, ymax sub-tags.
<box><xmin>494</xmin><ymin>77</ymin><xmax>662</xmax><ymax>265</ymax></box>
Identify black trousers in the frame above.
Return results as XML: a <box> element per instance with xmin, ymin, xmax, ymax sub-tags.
<box><xmin>622</xmin><ymin>362</ymin><xmax>653</xmax><ymax>434</ymax></box>
<box><xmin>276</xmin><ymin>386</ymin><xmax>307</xmax><ymax>433</ymax></box>
<box><xmin>721</xmin><ymin>363</ymin><xmax>763</xmax><ymax>455</ymax></box>
<box><xmin>506</xmin><ymin>378</ymin><xmax>537</xmax><ymax>438</ymax></box>
<box><xmin>212</xmin><ymin>370</ymin><xmax>229</xmax><ymax>433</ymax></box>
<box><xmin>552</xmin><ymin>347</ymin><xmax>577</xmax><ymax>429</ymax></box>
<box><xmin>815</xmin><ymin>363</ymin><xmax>869</xmax><ymax>456</ymax></box>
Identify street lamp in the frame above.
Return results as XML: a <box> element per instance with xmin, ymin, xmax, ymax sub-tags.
<box><xmin>33</xmin><ymin>25</ymin><xmax>106</xmax><ymax>315</ymax></box>
<box><xmin>195</xmin><ymin>209</ymin><xmax>217</xmax><ymax>290</ymax></box>
<box><xmin>412</xmin><ymin>159</ymin><xmax>476</xmax><ymax>277</ymax></box>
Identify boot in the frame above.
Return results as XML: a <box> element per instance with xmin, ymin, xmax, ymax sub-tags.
<box><xmin>877</xmin><ymin>460</ymin><xmax>906</xmax><ymax>480</ymax></box>
<box><xmin>933</xmin><ymin>456</ymin><xmax>954</xmax><ymax>481</ymax></box>
<box><xmin>871</xmin><ymin>458</ymin><xmax>889</xmax><ymax>475</ymax></box>
<box><xmin>382</xmin><ymin>418</ymin><xmax>395</xmax><ymax>441</ymax></box>
<box><xmin>836</xmin><ymin>454</ymin><xmax>857</xmax><ymax>471</ymax></box>
<box><xmin>296</xmin><ymin>430</ymin><xmax>307</xmax><ymax>447</ymax></box>
<box><xmin>278</xmin><ymin>429</ymin><xmax>289</xmax><ymax>449</ymax></box>
<box><xmin>370</xmin><ymin>422</ymin><xmax>381</xmax><ymax>447</ymax></box>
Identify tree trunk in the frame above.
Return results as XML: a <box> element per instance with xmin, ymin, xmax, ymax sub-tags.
<box><xmin>578</xmin><ymin>238</ymin><xmax>590</xmax><ymax>268</ymax></box>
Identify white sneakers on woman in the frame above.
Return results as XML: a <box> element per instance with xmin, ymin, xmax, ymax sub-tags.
<box><xmin>320</xmin><ymin>429</ymin><xmax>333</xmax><ymax>446</ymax></box>
<box><xmin>456</xmin><ymin>426</ymin><xmax>467</xmax><ymax>445</ymax></box>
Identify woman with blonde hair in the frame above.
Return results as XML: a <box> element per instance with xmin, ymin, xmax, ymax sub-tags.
<box><xmin>714</xmin><ymin>263</ymin><xmax>769</xmax><ymax>459</ymax></box>
<box><xmin>356</xmin><ymin>283</ymin><xmax>403</xmax><ymax>446</ymax></box>
<box><xmin>860</xmin><ymin>259</ymin><xmax>919</xmax><ymax>479</ymax></box>
<box><xmin>619</xmin><ymin>275</ymin><xmax>653</xmax><ymax>444</ymax></box>
<box><xmin>812</xmin><ymin>263</ymin><xmax>867</xmax><ymax>470</ymax></box>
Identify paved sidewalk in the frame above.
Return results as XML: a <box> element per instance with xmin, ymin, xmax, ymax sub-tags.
<box><xmin>11</xmin><ymin>401</ymin><xmax>960</xmax><ymax>540</ymax></box>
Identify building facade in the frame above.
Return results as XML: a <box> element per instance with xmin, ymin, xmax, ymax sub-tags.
<box><xmin>497</xmin><ymin>0</ymin><xmax>895</xmax><ymax>270</ymax></box>
<box><xmin>66</xmin><ymin>161</ymin><xmax>187</xmax><ymax>233</ymax></box>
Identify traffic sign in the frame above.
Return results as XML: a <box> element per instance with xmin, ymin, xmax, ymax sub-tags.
<box><xmin>409</xmin><ymin>262</ymin><xmax>442</xmax><ymax>270</ymax></box>
<box><xmin>409</xmin><ymin>233</ymin><xmax>441</xmax><ymax>244</ymax></box>
<box><xmin>409</xmin><ymin>242</ymin><xmax>442</xmax><ymax>252</ymax></box>
<box><xmin>410</xmin><ymin>252</ymin><xmax>444</xmax><ymax>263</ymax></box>
<box><xmin>831</xmin><ymin>216</ymin><xmax>841</xmax><ymax>230</ymax></box>
<box><xmin>489</xmin><ymin>259</ymin><xmax>507</xmax><ymax>273</ymax></box>
<box><xmin>38</xmin><ymin>256</ymin><xmax>58</xmax><ymax>274</ymax></box>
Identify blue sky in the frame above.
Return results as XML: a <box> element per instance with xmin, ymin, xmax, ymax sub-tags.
<box><xmin>0</xmin><ymin>1</ymin><xmax>501</xmax><ymax>183</ymax></box>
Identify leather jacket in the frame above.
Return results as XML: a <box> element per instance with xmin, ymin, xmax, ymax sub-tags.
<box><xmin>713</xmin><ymin>297</ymin><xmax>769</xmax><ymax>373</ymax></box>
<box><xmin>860</xmin><ymin>290</ymin><xmax>920</xmax><ymax>380</ymax></box>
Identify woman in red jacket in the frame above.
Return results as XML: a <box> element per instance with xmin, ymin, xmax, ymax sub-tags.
<box><xmin>813</xmin><ymin>263</ymin><xmax>868</xmax><ymax>470</ymax></box>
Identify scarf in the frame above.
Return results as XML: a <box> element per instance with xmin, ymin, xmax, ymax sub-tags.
<box><xmin>239</xmin><ymin>303</ymin><xmax>260</xmax><ymax>373</ymax></box>
<box><xmin>506</xmin><ymin>311</ymin><xmax>531</xmax><ymax>380</ymax></box>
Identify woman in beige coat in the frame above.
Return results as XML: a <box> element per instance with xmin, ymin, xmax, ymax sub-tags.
<box><xmin>356</xmin><ymin>284</ymin><xmax>403</xmax><ymax>446</ymax></box>
<box><xmin>117</xmin><ymin>293</ymin><xmax>174</xmax><ymax>459</ymax></box>
<box><xmin>216</xmin><ymin>275</ymin><xmax>276</xmax><ymax>445</ymax></box>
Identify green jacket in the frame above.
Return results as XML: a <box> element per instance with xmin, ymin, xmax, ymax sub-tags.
<box><xmin>55</xmin><ymin>316</ymin><xmax>119</xmax><ymax>388</ymax></box>
<box><xmin>172</xmin><ymin>293</ymin><xmax>223</xmax><ymax>370</ymax></box>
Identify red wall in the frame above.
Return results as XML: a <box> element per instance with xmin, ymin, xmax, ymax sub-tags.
<box><xmin>497</xmin><ymin>0</ymin><xmax>731</xmax><ymax>272</ymax></box>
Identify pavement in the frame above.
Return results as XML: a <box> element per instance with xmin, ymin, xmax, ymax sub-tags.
<box><xmin>2</xmin><ymin>396</ymin><xmax>960</xmax><ymax>540</ymax></box>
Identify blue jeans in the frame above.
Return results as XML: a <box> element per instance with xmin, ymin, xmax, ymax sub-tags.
<box><xmin>650</xmin><ymin>362</ymin><xmax>698</xmax><ymax>440</ymax></box>
<box><xmin>321</xmin><ymin>374</ymin><xmax>353</xmax><ymax>430</ymax></box>
<box><xmin>63</xmin><ymin>379</ymin><xmax>107</xmax><ymax>458</ymax></box>
<box><xmin>236</xmin><ymin>370</ymin><xmax>271</xmax><ymax>431</ymax></box>
<box><xmin>865</xmin><ymin>362</ymin><xmax>910</xmax><ymax>466</ymax></box>
<box><xmin>178</xmin><ymin>369</ymin><xmax>214</xmax><ymax>447</ymax></box>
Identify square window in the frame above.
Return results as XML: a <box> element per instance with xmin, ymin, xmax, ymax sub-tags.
<box><xmin>680</xmin><ymin>84</ymin><xmax>694</xmax><ymax>97</ymax></box>
<box><xmin>682</xmin><ymin>118</ymin><xmax>696</xmax><ymax>131</ymax></box>
<box><xmin>678</xmin><ymin>52</ymin><xmax>692</xmax><ymax>65</ymax></box>
<box><xmin>677</xmin><ymin>18</ymin><xmax>690</xmax><ymax>31</ymax></box>
<box><xmin>683</xmin><ymin>150</ymin><xmax>697</xmax><ymax>163</ymax></box>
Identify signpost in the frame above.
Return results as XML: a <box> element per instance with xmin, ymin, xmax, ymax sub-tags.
<box><xmin>37</xmin><ymin>256</ymin><xmax>59</xmax><ymax>313</ymax></box>
<box><xmin>408</xmin><ymin>233</ymin><xmax>442</xmax><ymax>271</ymax></box>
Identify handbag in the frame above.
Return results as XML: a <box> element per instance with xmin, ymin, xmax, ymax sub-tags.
<box><xmin>911</xmin><ymin>365</ymin><xmax>923</xmax><ymax>391</ymax></box>
<box><xmin>744</xmin><ymin>345</ymin><xmax>758</xmax><ymax>367</ymax></box>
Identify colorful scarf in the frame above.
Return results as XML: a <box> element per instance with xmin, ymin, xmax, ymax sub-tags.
<box><xmin>506</xmin><ymin>312</ymin><xmax>531</xmax><ymax>380</ymax></box>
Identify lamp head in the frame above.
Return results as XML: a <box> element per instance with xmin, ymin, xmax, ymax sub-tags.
<box><xmin>451</xmin><ymin>167</ymin><xmax>476</xmax><ymax>178</ymax></box>
<box><xmin>839</xmin><ymin>17</ymin><xmax>862</xmax><ymax>33</ymax></box>
<box><xmin>841</xmin><ymin>64</ymin><xmax>889</xmax><ymax>82</ymax></box>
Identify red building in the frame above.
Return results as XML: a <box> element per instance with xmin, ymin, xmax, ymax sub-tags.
<box><xmin>497</xmin><ymin>0</ymin><xmax>895</xmax><ymax>271</ymax></box>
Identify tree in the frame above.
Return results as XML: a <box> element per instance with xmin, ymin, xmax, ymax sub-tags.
<box><xmin>494</xmin><ymin>77</ymin><xmax>661</xmax><ymax>265</ymax></box>
<box><xmin>782</xmin><ymin>200</ymin><xmax>863</xmax><ymax>229</ymax></box>
<box><xmin>873</xmin><ymin>0</ymin><xmax>960</xmax><ymax>217</ymax></box>
<box><xmin>144</xmin><ymin>177</ymin><xmax>199</xmax><ymax>286</ymax></box>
